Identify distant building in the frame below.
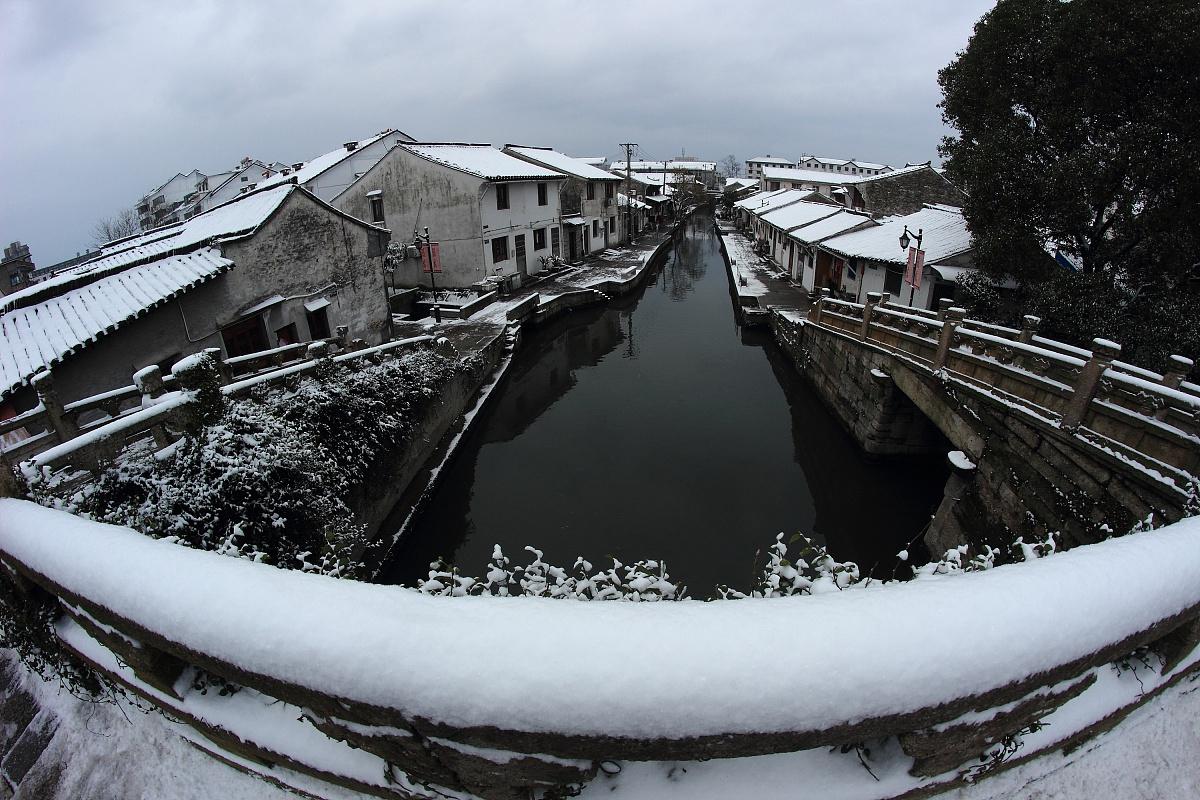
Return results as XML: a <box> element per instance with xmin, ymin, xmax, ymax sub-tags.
<box><xmin>796</xmin><ymin>156</ymin><xmax>892</xmax><ymax>177</ymax></box>
<box><xmin>252</xmin><ymin>129</ymin><xmax>416</xmax><ymax>202</ymax></box>
<box><xmin>760</xmin><ymin>163</ymin><xmax>964</xmax><ymax>217</ymax></box>
<box><xmin>575</xmin><ymin>157</ymin><xmax>610</xmax><ymax>170</ymax></box>
<box><xmin>333</xmin><ymin>143</ymin><xmax>566</xmax><ymax>289</ymax></box>
<box><xmin>745</xmin><ymin>155</ymin><xmax>796</xmax><ymax>181</ymax></box>
<box><xmin>504</xmin><ymin>146</ymin><xmax>625</xmax><ymax>250</ymax></box>
<box><xmin>0</xmin><ymin>242</ymin><xmax>35</xmax><ymax>296</ymax></box>
<box><xmin>28</xmin><ymin>250</ymin><xmax>102</xmax><ymax>284</ymax></box>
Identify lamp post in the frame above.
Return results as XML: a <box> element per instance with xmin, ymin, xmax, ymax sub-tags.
<box><xmin>899</xmin><ymin>225</ymin><xmax>923</xmax><ymax>307</ymax></box>
<box><xmin>415</xmin><ymin>227</ymin><xmax>441</xmax><ymax>324</ymax></box>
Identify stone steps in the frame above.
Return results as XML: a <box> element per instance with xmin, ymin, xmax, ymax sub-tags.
<box><xmin>0</xmin><ymin>659</ymin><xmax>60</xmax><ymax>799</ymax></box>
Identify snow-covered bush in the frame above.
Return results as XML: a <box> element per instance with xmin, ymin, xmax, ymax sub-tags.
<box><xmin>415</xmin><ymin>546</ymin><xmax>687</xmax><ymax>601</ymax></box>
<box><xmin>28</xmin><ymin>349</ymin><xmax>477</xmax><ymax>580</ymax></box>
<box><xmin>716</xmin><ymin>533</ymin><xmax>862</xmax><ymax>599</ymax></box>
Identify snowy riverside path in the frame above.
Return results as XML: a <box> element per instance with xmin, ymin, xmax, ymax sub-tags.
<box><xmin>382</xmin><ymin>212</ymin><xmax>949</xmax><ymax>594</ymax></box>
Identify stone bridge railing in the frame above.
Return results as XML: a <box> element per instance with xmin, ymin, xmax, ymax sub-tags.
<box><xmin>2</xmin><ymin>334</ymin><xmax>437</xmax><ymax>498</ymax></box>
<box><xmin>807</xmin><ymin>290</ymin><xmax>1200</xmax><ymax>486</ymax></box>
<box><xmin>2</xmin><ymin>500</ymin><xmax>1199</xmax><ymax>799</ymax></box>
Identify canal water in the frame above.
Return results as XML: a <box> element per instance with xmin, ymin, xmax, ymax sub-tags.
<box><xmin>381</xmin><ymin>213</ymin><xmax>949</xmax><ymax>595</ymax></box>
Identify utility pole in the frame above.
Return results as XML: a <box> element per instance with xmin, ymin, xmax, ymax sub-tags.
<box><xmin>620</xmin><ymin>142</ymin><xmax>637</xmax><ymax>240</ymax></box>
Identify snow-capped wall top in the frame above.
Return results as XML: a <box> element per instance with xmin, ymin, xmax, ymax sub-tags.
<box><xmin>399</xmin><ymin>143</ymin><xmax>565</xmax><ymax>182</ymax></box>
<box><xmin>504</xmin><ymin>146</ymin><xmax>621</xmax><ymax>182</ymax></box>
<box><xmin>820</xmin><ymin>204</ymin><xmax>972</xmax><ymax>265</ymax></box>
<box><xmin>3</xmin><ymin>497</ymin><xmax>1198</xmax><ymax>740</ymax></box>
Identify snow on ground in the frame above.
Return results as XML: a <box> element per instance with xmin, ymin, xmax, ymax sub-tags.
<box><xmin>720</xmin><ymin>233</ymin><xmax>772</xmax><ymax>297</ymax></box>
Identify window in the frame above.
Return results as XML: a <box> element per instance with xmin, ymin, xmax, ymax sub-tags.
<box><xmin>367</xmin><ymin>230</ymin><xmax>384</xmax><ymax>258</ymax></box>
<box><xmin>496</xmin><ymin>183</ymin><xmax>509</xmax><ymax>210</ymax></box>
<box><xmin>537</xmin><ymin>182</ymin><xmax>547</xmax><ymax>206</ymax></box>
<box><xmin>369</xmin><ymin>195</ymin><xmax>384</xmax><ymax>223</ymax></box>
<box><xmin>491</xmin><ymin>237</ymin><xmax>508</xmax><ymax>263</ymax></box>
<box><xmin>586</xmin><ymin>182</ymin><xmax>595</xmax><ymax>200</ymax></box>
<box><xmin>307</xmin><ymin>306</ymin><xmax>331</xmax><ymax>340</ymax></box>
<box><xmin>221</xmin><ymin>315</ymin><xmax>270</xmax><ymax>358</ymax></box>
<box><xmin>533</xmin><ymin>227</ymin><xmax>546</xmax><ymax>250</ymax></box>
<box><xmin>609</xmin><ymin>216</ymin><xmax>616</xmax><ymax>233</ymax></box>
<box><xmin>9</xmin><ymin>273</ymin><xmax>20</xmax><ymax>287</ymax></box>
<box><xmin>769</xmin><ymin>181</ymin><xmax>780</xmax><ymax>191</ymax></box>
<box><xmin>551</xmin><ymin>227</ymin><xmax>560</xmax><ymax>256</ymax></box>
<box><xmin>275</xmin><ymin>322</ymin><xmax>299</xmax><ymax>346</ymax></box>
<box><xmin>604</xmin><ymin>183</ymin><xmax>614</xmax><ymax>199</ymax></box>
<box><xmin>592</xmin><ymin>220</ymin><xmax>599</xmax><ymax>238</ymax></box>
<box><xmin>884</xmin><ymin>265</ymin><xmax>904</xmax><ymax>294</ymax></box>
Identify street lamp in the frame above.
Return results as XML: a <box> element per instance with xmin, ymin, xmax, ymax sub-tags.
<box><xmin>899</xmin><ymin>225</ymin><xmax>923</xmax><ymax>252</ymax></box>
<box><xmin>414</xmin><ymin>227</ymin><xmax>441</xmax><ymax>324</ymax></box>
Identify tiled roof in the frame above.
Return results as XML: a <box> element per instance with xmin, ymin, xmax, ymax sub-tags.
<box><xmin>256</xmin><ymin>130</ymin><xmax>400</xmax><ymax>191</ymax></box>
<box><xmin>763</xmin><ymin>163</ymin><xmax>929</xmax><ymax>186</ymax></box>
<box><xmin>787</xmin><ymin>210</ymin><xmax>875</xmax><ymax>244</ymax></box>
<box><xmin>505</xmin><ymin>146</ymin><xmax>620</xmax><ymax>181</ymax></box>
<box><xmin>819</xmin><ymin>204</ymin><xmax>972</xmax><ymax>265</ymax></box>
<box><xmin>759</xmin><ymin>200</ymin><xmax>842</xmax><ymax>230</ymax></box>
<box><xmin>400</xmin><ymin>144</ymin><xmax>564</xmax><ymax>181</ymax></box>
<box><xmin>748</xmin><ymin>156</ymin><xmax>795</xmax><ymax>165</ymax></box>
<box><xmin>1</xmin><ymin>249</ymin><xmax>233</xmax><ymax>399</ymax></box>
<box><xmin>734</xmin><ymin>188</ymin><xmax>809</xmax><ymax>213</ymax></box>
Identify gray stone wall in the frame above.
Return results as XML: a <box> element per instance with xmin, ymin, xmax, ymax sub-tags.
<box><xmin>336</xmin><ymin>149</ymin><xmax>486</xmax><ymax>288</ymax></box>
<box><xmin>860</xmin><ymin>169</ymin><xmax>966</xmax><ymax>216</ymax></box>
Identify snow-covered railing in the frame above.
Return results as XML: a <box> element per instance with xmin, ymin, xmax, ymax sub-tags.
<box><xmin>2</xmin><ymin>499</ymin><xmax>1199</xmax><ymax>798</ymax></box>
<box><xmin>4</xmin><ymin>335</ymin><xmax>438</xmax><ymax>496</ymax></box>
<box><xmin>806</xmin><ymin>290</ymin><xmax>1199</xmax><ymax>478</ymax></box>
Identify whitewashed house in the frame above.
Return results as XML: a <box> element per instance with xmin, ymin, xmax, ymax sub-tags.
<box><xmin>815</xmin><ymin>204</ymin><xmax>976</xmax><ymax>308</ymax></box>
<box><xmin>760</xmin><ymin>164</ymin><xmax>965</xmax><ymax>217</ymax></box>
<box><xmin>255</xmin><ymin>129</ymin><xmax>416</xmax><ymax>203</ymax></box>
<box><xmin>503</xmin><ymin>146</ymin><xmax>625</xmax><ymax>251</ymax></box>
<box><xmin>745</xmin><ymin>155</ymin><xmax>796</xmax><ymax>181</ymax></box>
<box><xmin>334</xmin><ymin>143</ymin><xmax>566</xmax><ymax>289</ymax></box>
<box><xmin>754</xmin><ymin>202</ymin><xmax>874</xmax><ymax>281</ymax></box>
<box><xmin>796</xmin><ymin>156</ymin><xmax>892</xmax><ymax>176</ymax></box>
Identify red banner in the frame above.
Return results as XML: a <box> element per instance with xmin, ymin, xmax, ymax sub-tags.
<box><xmin>904</xmin><ymin>247</ymin><xmax>925</xmax><ymax>289</ymax></box>
<box><xmin>420</xmin><ymin>242</ymin><xmax>442</xmax><ymax>274</ymax></box>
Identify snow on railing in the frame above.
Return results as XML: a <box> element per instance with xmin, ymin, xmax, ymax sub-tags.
<box><xmin>805</xmin><ymin>289</ymin><xmax>1199</xmax><ymax>476</ymax></box>
<box><xmin>3</xmin><ymin>334</ymin><xmax>438</xmax><ymax>495</ymax></box>
<box><xmin>1</xmin><ymin>499</ymin><xmax>1199</xmax><ymax>798</ymax></box>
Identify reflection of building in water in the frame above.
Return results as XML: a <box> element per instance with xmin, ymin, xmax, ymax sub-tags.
<box><xmin>484</xmin><ymin>308</ymin><xmax>624</xmax><ymax>443</ymax></box>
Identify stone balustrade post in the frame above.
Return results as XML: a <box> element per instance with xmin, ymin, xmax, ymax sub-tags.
<box><xmin>32</xmin><ymin>370</ymin><xmax>78</xmax><ymax>443</ymax></box>
<box><xmin>133</xmin><ymin>365</ymin><xmax>166</xmax><ymax>402</ymax></box>
<box><xmin>171</xmin><ymin>352</ymin><xmax>225</xmax><ymax>436</ymax></box>
<box><xmin>932</xmin><ymin>307</ymin><xmax>965</xmax><ymax>372</ymax></box>
<box><xmin>307</xmin><ymin>341</ymin><xmax>332</xmax><ymax>361</ymax></box>
<box><xmin>861</xmin><ymin>292</ymin><xmax>882</xmax><ymax>342</ymax></box>
<box><xmin>1155</xmin><ymin>355</ymin><xmax>1194</xmax><ymax>421</ymax></box>
<box><xmin>1018</xmin><ymin>315</ymin><xmax>1041</xmax><ymax>345</ymax></box>
<box><xmin>936</xmin><ymin>298</ymin><xmax>954</xmax><ymax>320</ymax></box>
<box><xmin>336</xmin><ymin>326</ymin><xmax>350</xmax><ymax>350</ymax></box>
<box><xmin>1061</xmin><ymin>338</ymin><xmax>1121</xmax><ymax>429</ymax></box>
<box><xmin>808</xmin><ymin>287</ymin><xmax>828</xmax><ymax>325</ymax></box>
<box><xmin>880</xmin><ymin>292</ymin><xmax>892</xmax><ymax>308</ymax></box>
<box><xmin>203</xmin><ymin>347</ymin><xmax>232</xmax><ymax>384</ymax></box>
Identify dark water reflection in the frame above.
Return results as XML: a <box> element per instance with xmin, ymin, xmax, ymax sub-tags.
<box><xmin>380</xmin><ymin>214</ymin><xmax>948</xmax><ymax>594</ymax></box>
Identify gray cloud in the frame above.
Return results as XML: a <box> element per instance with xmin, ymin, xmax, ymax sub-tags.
<box><xmin>0</xmin><ymin>0</ymin><xmax>993</xmax><ymax>265</ymax></box>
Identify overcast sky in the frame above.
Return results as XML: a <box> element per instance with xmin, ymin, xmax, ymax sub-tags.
<box><xmin>1</xmin><ymin>0</ymin><xmax>994</xmax><ymax>265</ymax></box>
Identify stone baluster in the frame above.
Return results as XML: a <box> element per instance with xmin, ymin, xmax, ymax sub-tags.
<box><xmin>336</xmin><ymin>326</ymin><xmax>350</xmax><ymax>350</ymax></box>
<box><xmin>202</xmin><ymin>347</ymin><xmax>232</xmax><ymax>384</ymax></box>
<box><xmin>1018</xmin><ymin>315</ymin><xmax>1041</xmax><ymax>345</ymax></box>
<box><xmin>1155</xmin><ymin>355</ymin><xmax>1194</xmax><ymax>421</ymax></box>
<box><xmin>134</xmin><ymin>365</ymin><xmax>173</xmax><ymax>447</ymax></box>
<box><xmin>307</xmin><ymin>341</ymin><xmax>332</xmax><ymax>361</ymax></box>
<box><xmin>808</xmin><ymin>287</ymin><xmax>828</xmax><ymax>325</ymax></box>
<box><xmin>171</xmin><ymin>352</ymin><xmax>225</xmax><ymax>436</ymax></box>
<box><xmin>32</xmin><ymin>370</ymin><xmax>78</xmax><ymax>443</ymax></box>
<box><xmin>936</xmin><ymin>298</ymin><xmax>954</xmax><ymax>320</ymax></box>
<box><xmin>932</xmin><ymin>307</ymin><xmax>965</xmax><ymax>372</ymax></box>
<box><xmin>0</xmin><ymin>450</ymin><xmax>23</xmax><ymax>499</ymax></box>
<box><xmin>880</xmin><ymin>291</ymin><xmax>892</xmax><ymax>309</ymax></box>
<box><xmin>861</xmin><ymin>292</ymin><xmax>882</xmax><ymax>342</ymax></box>
<box><xmin>1061</xmin><ymin>338</ymin><xmax>1121</xmax><ymax>429</ymax></box>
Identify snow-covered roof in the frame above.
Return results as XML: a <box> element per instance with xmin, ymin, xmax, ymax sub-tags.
<box><xmin>575</xmin><ymin>157</ymin><xmax>608</xmax><ymax>166</ymax></box>
<box><xmin>624</xmin><ymin>160</ymin><xmax>668</xmax><ymax>171</ymax></box>
<box><xmin>759</xmin><ymin>200</ymin><xmax>842</xmax><ymax>230</ymax></box>
<box><xmin>668</xmin><ymin>161</ymin><xmax>716</xmax><ymax>171</ymax></box>
<box><xmin>617</xmin><ymin>192</ymin><xmax>649</xmax><ymax>209</ymax></box>
<box><xmin>748</xmin><ymin>156</ymin><xmax>795</xmax><ymax>165</ymax></box>
<box><xmin>764</xmin><ymin>163</ymin><xmax>929</xmax><ymax>186</ymax></box>
<box><xmin>256</xmin><ymin>130</ymin><xmax>401</xmax><ymax>191</ymax></box>
<box><xmin>724</xmin><ymin>177</ymin><xmax>759</xmax><ymax>191</ymax></box>
<box><xmin>787</xmin><ymin>210</ymin><xmax>875</xmax><ymax>244</ymax></box>
<box><xmin>819</xmin><ymin>204</ymin><xmax>972</xmax><ymax>265</ymax></box>
<box><xmin>0</xmin><ymin>249</ymin><xmax>233</xmax><ymax>399</ymax></box>
<box><xmin>6</xmin><ymin>186</ymin><xmax>294</xmax><ymax>313</ymax></box>
<box><xmin>736</xmin><ymin>188</ymin><xmax>809</xmax><ymax>214</ymax></box>
<box><xmin>610</xmin><ymin>171</ymin><xmax>660</xmax><ymax>187</ymax></box>
<box><xmin>400</xmin><ymin>143</ymin><xmax>564</xmax><ymax>181</ymax></box>
<box><xmin>504</xmin><ymin>146</ymin><xmax>620</xmax><ymax>181</ymax></box>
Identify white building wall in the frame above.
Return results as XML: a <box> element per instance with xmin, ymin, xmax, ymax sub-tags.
<box><xmin>480</xmin><ymin>180</ymin><xmax>563</xmax><ymax>284</ymax></box>
<box><xmin>306</xmin><ymin>134</ymin><xmax>413</xmax><ymax>202</ymax></box>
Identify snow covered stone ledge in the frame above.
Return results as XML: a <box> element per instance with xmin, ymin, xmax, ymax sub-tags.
<box><xmin>2</xmin><ymin>500</ymin><xmax>1200</xmax><ymax>799</ymax></box>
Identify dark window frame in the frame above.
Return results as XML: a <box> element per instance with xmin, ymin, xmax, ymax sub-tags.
<box><xmin>537</xmin><ymin>182</ymin><xmax>547</xmax><ymax>206</ymax></box>
<box><xmin>369</xmin><ymin>195</ymin><xmax>385</xmax><ymax>223</ymax></box>
<box><xmin>496</xmin><ymin>183</ymin><xmax>509</xmax><ymax>210</ymax></box>
<box><xmin>533</xmin><ymin>227</ymin><xmax>547</xmax><ymax>250</ymax></box>
<box><xmin>491</xmin><ymin>237</ymin><xmax>509</xmax><ymax>263</ymax></box>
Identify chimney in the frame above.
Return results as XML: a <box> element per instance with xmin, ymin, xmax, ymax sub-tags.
<box><xmin>344</xmin><ymin>141</ymin><xmax>358</xmax><ymax>151</ymax></box>
<box><xmin>292</xmin><ymin>162</ymin><xmax>304</xmax><ymax>170</ymax></box>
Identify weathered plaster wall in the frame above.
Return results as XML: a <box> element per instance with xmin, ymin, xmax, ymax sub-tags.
<box><xmin>859</xmin><ymin>170</ymin><xmax>966</xmax><ymax>216</ymax></box>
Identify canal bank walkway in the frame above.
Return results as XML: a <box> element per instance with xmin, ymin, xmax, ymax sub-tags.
<box><xmin>716</xmin><ymin>219</ymin><xmax>811</xmax><ymax>325</ymax></box>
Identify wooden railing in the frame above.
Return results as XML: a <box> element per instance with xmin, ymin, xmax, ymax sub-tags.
<box><xmin>808</xmin><ymin>290</ymin><xmax>1199</xmax><ymax>482</ymax></box>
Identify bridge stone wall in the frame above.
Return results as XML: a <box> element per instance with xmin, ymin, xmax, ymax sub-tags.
<box><xmin>769</xmin><ymin>310</ymin><xmax>1195</xmax><ymax>556</ymax></box>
